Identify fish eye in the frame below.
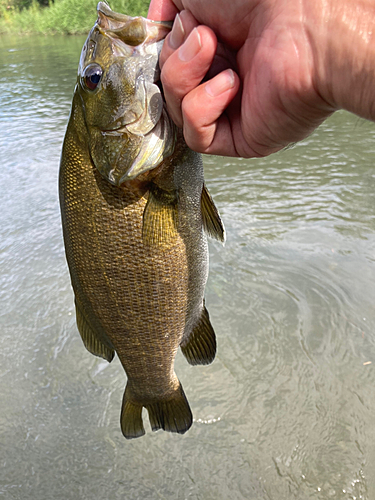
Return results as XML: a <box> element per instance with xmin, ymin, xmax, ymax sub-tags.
<box><xmin>82</xmin><ymin>64</ymin><xmax>103</xmax><ymax>91</ymax></box>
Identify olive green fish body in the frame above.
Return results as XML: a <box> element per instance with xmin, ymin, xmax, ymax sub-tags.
<box><xmin>59</xmin><ymin>3</ymin><xmax>224</xmax><ymax>438</ymax></box>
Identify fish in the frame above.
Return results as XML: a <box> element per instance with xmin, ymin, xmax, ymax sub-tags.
<box><xmin>59</xmin><ymin>2</ymin><xmax>225</xmax><ymax>439</ymax></box>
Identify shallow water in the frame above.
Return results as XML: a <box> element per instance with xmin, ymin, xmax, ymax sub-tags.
<box><xmin>1</xmin><ymin>34</ymin><xmax>375</xmax><ymax>500</ymax></box>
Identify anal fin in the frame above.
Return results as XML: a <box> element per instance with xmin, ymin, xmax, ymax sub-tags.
<box><xmin>201</xmin><ymin>183</ymin><xmax>225</xmax><ymax>243</ymax></box>
<box><xmin>181</xmin><ymin>304</ymin><xmax>216</xmax><ymax>365</ymax></box>
<box><xmin>75</xmin><ymin>300</ymin><xmax>114</xmax><ymax>363</ymax></box>
<box><xmin>142</xmin><ymin>184</ymin><xmax>178</xmax><ymax>247</ymax></box>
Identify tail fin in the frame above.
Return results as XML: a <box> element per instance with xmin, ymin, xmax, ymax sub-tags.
<box><xmin>145</xmin><ymin>383</ymin><xmax>192</xmax><ymax>435</ymax></box>
<box><xmin>120</xmin><ymin>382</ymin><xmax>192</xmax><ymax>439</ymax></box>
<box><xmin>120</xmin><ymin>387</ymin><xmax>145</xmax><ymax>439</ymax></box>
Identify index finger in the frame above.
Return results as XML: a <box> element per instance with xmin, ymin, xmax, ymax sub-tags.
<box><xmin>147</xmin><ymin>0</ymin><xmax>181</xmax><ymax>21</ymax></box>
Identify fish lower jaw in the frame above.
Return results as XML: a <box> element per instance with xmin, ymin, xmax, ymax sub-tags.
<box><xmin>100</xmin><ymin>125</ymin><xmax>134</xmax><ymax>137</ymax></box>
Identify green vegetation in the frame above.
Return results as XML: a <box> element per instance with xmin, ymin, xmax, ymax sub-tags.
<box><xmin>0</xmin><ymin>0</ymin><xmax>150</xmax><ymax>34</ymax></box>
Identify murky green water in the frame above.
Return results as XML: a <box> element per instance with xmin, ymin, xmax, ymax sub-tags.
<box><xmin>1</xmin><ymin>33</ymin><xmax>375</xmax><ymax>500</ymax></box>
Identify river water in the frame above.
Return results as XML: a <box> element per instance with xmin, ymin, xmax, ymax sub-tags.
<box><xmin>1</xmin><ymin>33</ymin><xmax>375</xmax><ymax>500</ymax></box>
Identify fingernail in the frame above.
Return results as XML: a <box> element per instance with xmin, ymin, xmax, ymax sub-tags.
<box><xmin>205</xmin><ymin>69</ymin><xmax>235</xmax><ymax>97</ymax></box>
<box><xmin>169</xmin><ymin>13</ymin><xmax>185</xmax><ymax>50</ymax></box>
<box><xmin>179</xmin><ymin>28</ymin><xmax>202</xmax><ymax>62</ymax></box>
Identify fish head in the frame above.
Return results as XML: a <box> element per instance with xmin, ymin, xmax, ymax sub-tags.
<box><xmin>76</xmin><ymin>2</ymin><xmax>176</xmax><ymax>186</ymax></box>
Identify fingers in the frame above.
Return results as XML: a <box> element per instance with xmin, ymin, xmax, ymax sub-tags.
<box><xmin>181</xmin><ymin>70</ymin><xmax>241</xmax><ymax>155</ymax></box>
<box><xmin>161</xmin><ymin>13</ymin><xmax>218</xmax><ymax>128</ymax></box>
<box><xmin>150</xmin><ymin>8</ymin><xmax>243</xmax><ymax>156</ymax></box>
<box><xmin>159</xmin><ymin>10</ymin><xmax>199</xmax><ymax>68</ymax></box>
<box><xmin>159</xmin><ymin>10</ymin><xmax>241</xmax><ymax>155</ymax></box>
<box><xmin>147</xmin><ymin>0</ymin><xmax>180</xmax><ymax>21</ymax></box>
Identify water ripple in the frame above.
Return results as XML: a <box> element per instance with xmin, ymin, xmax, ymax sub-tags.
<box><xmin>1</xmin><ymin>34</ymin><xmax>375</xmax><ymax>500</ymax></box>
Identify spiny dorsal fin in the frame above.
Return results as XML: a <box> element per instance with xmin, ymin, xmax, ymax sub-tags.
<box><xmin>201</xmin><ymin>183</ymin><xmax>225</xmax><ymax>243</ymax></box>
<box><xmin>181</xmin><ymin>304</ymin><xmax>216</xmax><ymax>365</ymax></box>
<box><xmin>142</xmin><ymin>185</ymin><xmax>179</xmax><ymax>247</ymax></box>
<box><xmin>75</xmin><ymin>300</ymin><xmax>115</xmax><ymax>363</ymax></box>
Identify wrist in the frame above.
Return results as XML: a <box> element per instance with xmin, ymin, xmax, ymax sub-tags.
<box><xmin>306</xmin><ymin>0</ymin><xmax>375</xmax><ymax>120</ymax></box>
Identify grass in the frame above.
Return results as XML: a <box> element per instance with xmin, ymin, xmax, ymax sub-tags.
<box><xmin>0</xmin><ymin>0</ymin><xmax>150</xmax><ymax>34</ymax></box>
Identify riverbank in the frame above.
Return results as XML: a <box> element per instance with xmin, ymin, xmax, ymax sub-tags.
<box><xmin>0</xmin><ymin>0</ymin><xmax>149</xmax><ymax>34</ymax></box>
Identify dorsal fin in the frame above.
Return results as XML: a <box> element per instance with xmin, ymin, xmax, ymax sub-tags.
<box><xmin>201</xmin><ymin>183</ymin><xmax>225</xmax><ymax>243</ymax></box>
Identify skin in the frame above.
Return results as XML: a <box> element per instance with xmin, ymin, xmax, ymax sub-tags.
<box><xmin>148</xmin><ymin>0</ymin><xmax>375</xmax><ymax>158</ymax></box>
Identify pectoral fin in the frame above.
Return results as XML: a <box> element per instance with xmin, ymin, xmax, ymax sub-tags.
<box><xmin>201</xmin><ymin>183</ymin><xmax>225</xmax><ymax>243</ymax></box>
<box><xmin>181</xmin><ymin>304</ymin><xmax>216</xmax><ymax>365</ymax></box>
<box><xmin>142</xmin><ymin>185</ymin><xmax>179</xmax><ymax>247</ymax></box>
<box><xmin>75</xmin><ymin>300</ymin><xmax>115</xmax><ymax>363</ymax></box>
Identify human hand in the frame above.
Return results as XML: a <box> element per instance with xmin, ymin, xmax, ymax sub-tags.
<box><xmin>148</xmin><ymin>0</ymin><xmax>375</xmax><ymax>158</ymax></box>
<box><xmin>148</xmin><ymin>0</ymin><xmax>334</xmax><ymax>157</ymax></box>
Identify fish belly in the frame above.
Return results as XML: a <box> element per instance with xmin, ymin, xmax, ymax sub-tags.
<box><xmin>60</xmin><ymin>154</ymin><xmax>192</xmax><ymax>402</ymax></box>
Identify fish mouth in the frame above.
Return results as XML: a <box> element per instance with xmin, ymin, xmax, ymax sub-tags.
<box><xmin>104</xmin><ymin>71</ymin><xmax>165</xmax><ymax>138</ymax></box>
<box><xmin>100</xmin><ymin>122</ymin><xmax>138</xmax><ymax>137</ymax></box>
<box><xmin>88</xmin><ymin>3</ymin><xmax>175</xmax><ymax>185</ymax></box>
<box><xmin>96</xmin><ymin>2</ymin><xmax>172</xmax><ymax>46</ymax></box>
<box><xmin>100</xmin><ymin>98</ymin><xmax>162</xmax><ymax>138</ymax></box>
<box><xmin>97</xmin><ymin>107</ymin><xmax>176</xmax><ymax>186</ymax></box>
<box><xmin>90</xmin><ymin>3</ymin><xmax>171</xmax><ymax>137</ymax></box>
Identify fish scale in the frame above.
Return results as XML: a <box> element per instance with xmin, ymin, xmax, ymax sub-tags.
<box><xmin>59</xmin><ymin>3</ymin><xmax>225</xmax><ymax>438</ymax></box>
<box><xmin>62</xmin><ymin>133</ymin><xmax>189</xmax><ymax>392</ymax></box>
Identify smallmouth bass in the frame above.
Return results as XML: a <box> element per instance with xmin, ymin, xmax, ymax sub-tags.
<box><xmin>59</xmin><ymin>2</ymin><xmax>225</xmax><ymax>439</ymax></box>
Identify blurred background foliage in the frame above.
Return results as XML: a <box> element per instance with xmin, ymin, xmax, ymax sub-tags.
<box><xmin>0</xmin><ymin>0</ymin><xmax>150</xmax><ymax>34</ymax></box>
<box><xmin>1</xmin><ymin>0</ymin><xmax>51</xmax><ymax>11</ymax></box>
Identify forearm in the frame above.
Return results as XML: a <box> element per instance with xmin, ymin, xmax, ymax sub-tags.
<box><xmin>308</xmin><ymin>0</ymin><xmax>375</xmax><ymax>120</ymax></box>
